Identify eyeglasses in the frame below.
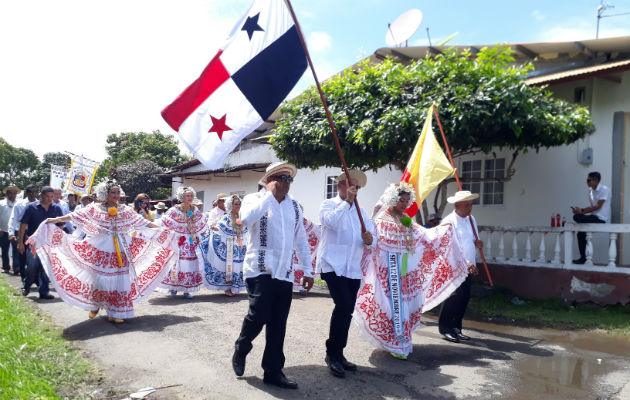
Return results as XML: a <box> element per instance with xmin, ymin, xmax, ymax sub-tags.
<box><xmin>271</xmin><ymin>174</ymin><xmax>294</xmax><ymax>182</ymax></box>
<box><xmin>141</xmin><ymin>201</ymin><xmax>148</xmax><ymax>205</ymax></box>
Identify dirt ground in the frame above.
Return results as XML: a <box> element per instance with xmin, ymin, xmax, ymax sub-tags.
<box><xmin>6</xmin><ymin>272</ymin><xmax>630</xmax><ymax>400</ymax></box>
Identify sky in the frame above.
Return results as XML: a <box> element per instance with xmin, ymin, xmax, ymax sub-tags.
<box><xmin>1</xmin><ymin>0</ymin><xmax>628</xmax><ymax>163</ymax></box>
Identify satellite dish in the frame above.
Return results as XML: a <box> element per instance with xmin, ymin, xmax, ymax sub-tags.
<box><xmin>385</xmin><ymin>9</ymin><xmax>423</xmax><ymax>47</ymax></box>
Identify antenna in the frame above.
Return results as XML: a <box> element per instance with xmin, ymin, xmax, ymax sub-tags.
<box><xmin>385</xmin><ymin>9</ymin><xmax>423</xmax><ymax>47</ymax></box>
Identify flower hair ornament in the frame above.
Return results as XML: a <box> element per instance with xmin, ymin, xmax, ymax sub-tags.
<box><xmin>381</xmin><ymin>182</ymin><xmax>416</xmax><ymax>207</ymax></box>
<box><xmin>176</xmin><ymin>186</ymin><xmax>196</xmax><ymax>202</ymax></box>
<box><xmin>225</xmin><ymin>194</ymin><xmax>241</xmax><ymax>213</ymax></box>
<box><xmin>93</xmin><ymin>179</ymin><xmax>121</xmax><ymax>201</ymax></box>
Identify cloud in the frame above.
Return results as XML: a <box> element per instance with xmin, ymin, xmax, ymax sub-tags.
<box><xmin>531</xmin><ymin>10</ymin><xmax>545</xmax><ymax>21</ymax></box>
<box><xmin>308</xmin><ymin>31</ymin><xmax>332</xmax><ymax>53</ymax></box>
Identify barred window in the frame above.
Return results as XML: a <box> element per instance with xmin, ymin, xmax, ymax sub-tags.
<box><xmin>461</xmin><ymin>158</ymin><xmax>505</xmax><ymax>205</ymax></box>
<box><xmin>326</xmin><ymin>176</ymin><xmax>338</xmax><ymax>199</ymax></box>
<box><xmin>461</xmin><ymin>160</ymin><xmax>481</xmax><ymax>205</ymax></box>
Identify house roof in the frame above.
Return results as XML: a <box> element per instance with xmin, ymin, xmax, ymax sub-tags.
<box><xmin>523</xmin><ymin>59</ymin><xmax>630</xmax><ymax>86</ymax></box>
<box><xmin>170</xmin><ymin>36</ymin><xmax>630</xmax><ymax>174</ymax></box>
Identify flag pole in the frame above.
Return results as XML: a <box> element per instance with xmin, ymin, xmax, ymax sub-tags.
<box><xmin>432</xmin><ymin>103</ymin><xmax>494</xmax><ymax>286</ymax></box>
<box><xmin>283</xmin><ymin>0</ymin><xmax>366</xmax><ymax>233</ymax></box>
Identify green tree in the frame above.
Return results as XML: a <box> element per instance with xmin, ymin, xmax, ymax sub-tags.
<box><xmin>31</xmin><ymin>152</ymin><xmax>72</xmax><ymax>188</ymax></box>
<box><xmin>95</xmin><ymin>130</ymin><xmax>189</xmax><ymax>192</ymax></box>
<box><xmin>112</xmin><ymin>160</ymin><xmax>166</xmax><ymax>202</ymax></box>
<box><xmin>271</xmin><ymin>46</ymin><xmax>594</xmax><ymax>218</ymax></box>
<box><xmin>0</xmin><ymin>138</ymin><xmax>40</xmax><ymax>190</ymax></box>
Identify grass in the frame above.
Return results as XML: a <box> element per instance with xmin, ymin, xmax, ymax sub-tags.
<box><xmin>467</xmin><ymin>293</ymin><xmax>630</xmax><ymax>335</ymax></box>
<box><xmin>0</xmin><ymin>275</ymin><xmax>102</xmax><ymax>400</ymax></box>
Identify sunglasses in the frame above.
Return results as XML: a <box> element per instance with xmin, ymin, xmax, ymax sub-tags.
<box><xmin>271</xmin><ymin>174</ymin><xmax>294</xmax><ymax>182</ymax></box>
<box><xmin>141</xmin><ymin>201</ymin><xmax>148</xmax><ymax>204</ymax></box>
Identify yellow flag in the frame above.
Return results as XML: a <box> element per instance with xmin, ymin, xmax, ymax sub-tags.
<box><xmin>401</xmin><ymin>106</ymin><xmax>455</xmax><ymax>214</ymax></box>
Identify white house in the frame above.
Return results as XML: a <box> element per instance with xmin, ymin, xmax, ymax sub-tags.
<box><xmin>165</xmin><ymin>37</ymin><xmax>630</xmax><ymax>303</ymax></box>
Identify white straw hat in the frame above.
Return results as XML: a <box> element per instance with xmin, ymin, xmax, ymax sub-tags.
<box><xmin>447</xmin><ymin>190</ymin><xmax>480</xmax><ymax>204</ymax></box>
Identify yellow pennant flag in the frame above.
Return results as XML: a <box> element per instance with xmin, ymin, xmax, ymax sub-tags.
<box><xmin>401</xmin><ymin>105</ymin><xmax>455</xmax><ymax>216</ymax></box>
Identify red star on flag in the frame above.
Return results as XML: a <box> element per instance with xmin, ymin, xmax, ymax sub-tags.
<box><xmin>209</xmin><ymin>114</ymin><xmax>232</xmax><ymax>140</ymax></box>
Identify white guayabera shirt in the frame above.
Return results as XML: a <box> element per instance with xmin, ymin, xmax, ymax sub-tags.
<box><xmin>240</xmin><ymin>189</ymin><xmax>312</xmax><ymax>282</ymax></box>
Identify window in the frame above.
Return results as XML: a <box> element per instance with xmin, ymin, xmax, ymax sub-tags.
<box><xmin>461</xmin><ymin>158</ymin><xmax>505</xmax><ymax>205</ymax></box>
<box><xmin>461</xmin><ymin>160</ymin><xmax>481</xmax><ymax>205</ymax></box>
<box><xmin>574</xmin><ymin>87</ymin><xmax>586</xmax><ymax>105</ymax></box>
<box><xmin>483</xmin><ymin>158</ymin><xmax>504</xmax><ymax>205</ymax></box>
<box><xmin>326</xmin><ymin>176</ymin><xmax>338</xmax><ymax>199</ymax></box>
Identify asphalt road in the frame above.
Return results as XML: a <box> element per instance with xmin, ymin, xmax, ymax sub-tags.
<box><xmin>6</xmin><ymin>272</ymin><xmax>629</xmax><ymax>400</ymax></box>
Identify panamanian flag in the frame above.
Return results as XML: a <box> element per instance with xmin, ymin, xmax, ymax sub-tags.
<box><xmin>161</xmin><ymin>0</ymin><xmax>308</xmax><ymax>169</ymax></box>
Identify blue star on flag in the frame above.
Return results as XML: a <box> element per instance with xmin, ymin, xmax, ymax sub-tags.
<box><xmin>241</xmin><ymin>13</ymin><xmax>264</xmax><ymax>40</ymax></box>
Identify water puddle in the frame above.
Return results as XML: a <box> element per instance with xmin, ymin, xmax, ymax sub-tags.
<box><xmin>462</xmin><ymin>320</ymin><xmax>630</xmax><ymax>399</ymax></box>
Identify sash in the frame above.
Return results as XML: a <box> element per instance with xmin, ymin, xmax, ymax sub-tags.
<box><xmin>387</xmin><ymin>251</ymin><xmax>407</xmax><ymax>344</ymax></box>
<box><xmin>225</xmin><ymin>236</ymin><xmax>234</xmax><ymax>283</ymax></box>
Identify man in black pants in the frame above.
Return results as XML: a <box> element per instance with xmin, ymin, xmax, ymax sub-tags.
<box><xmin>439</xmin><ymin>191</ymin><xmax>482</xmax><ymax>343</ymax></box>
<box><xmin>317</xmin><ymin>170</ymin><xmax>374</xmax><ymax>377</ymax></box>
<box><xmin>571</xmin><ymin>171</ymin><xmax>610</xmax><ymax>264</ymax></box>
<box><xmin>232</xmin><ymin>162</ymin><xmax>314</xmax><ymax>389</ymax></box>
<box><xmin>18</xmin><ymin>186</ymin><xmax>62</xmax><ymax>300</ymax></box>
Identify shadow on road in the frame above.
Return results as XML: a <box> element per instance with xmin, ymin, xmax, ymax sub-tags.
<box><xmin>240</xmin><ymin>361</ymin><xmax>457</xmax><ymax>400</ymax></box>
<box><xmin>147</xmin><ymin>293</ymin><xmax>247</xmax><ymax>306</ymax></box>
<box><xmin>62</xmin><ymin>314</ymin><xmax>202</xmax><ymax>341</ymax></box>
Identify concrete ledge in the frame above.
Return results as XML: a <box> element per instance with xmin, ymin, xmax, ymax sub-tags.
<box><xmin>474</xmin><ymin>263</ymin><xmax>630</xmax><ymax>305</ymax></box>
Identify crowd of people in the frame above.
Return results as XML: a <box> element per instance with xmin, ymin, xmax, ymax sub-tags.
<box><xmin>0</xmin><ymin>161</ymin><xmax>489</xmax><ymax>390</ymax></box>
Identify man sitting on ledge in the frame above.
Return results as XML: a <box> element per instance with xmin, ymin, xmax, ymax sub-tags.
<box><xmin>571</xmin><ymin>171</ymin><xmax>610</xmax><ymax>264</ymax></box>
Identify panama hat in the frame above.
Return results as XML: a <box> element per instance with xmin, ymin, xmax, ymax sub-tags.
<box><xmin>216</xmin><ymin>193</ymin><xmax>229</xmax><ymax>200</ymax></box>
<box><xmin>258</xmin><ymin>162</ymin><xmax>297</xmax><ymax>185</ymax></box>
<box><xmin>193</xmin><ymin>198</ymin><xmax>203</xmax><ymax>205</ymax></box>
<box><xmin>447</xmin><ymin>190</ymin><xmax>480</xmax><ymax>204</ymax></box>
<box><xmin>2</xmin><ymin>185</ymin><xmax>21</xmax><ymax>195</ymax></box>
<box><xmin>155</xmin><ymin>202</ymin><xmax>167</xmax><ymax>209</ymax></box>
<box><xmin>336</xmin><ymin>170</ymin><xmax>367</xmax><ymax>188</ymax></box>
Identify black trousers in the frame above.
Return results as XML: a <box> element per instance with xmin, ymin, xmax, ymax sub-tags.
<box><xmin>0</xmin><ymin>232</ymin><xmax>19</xmax><ymax>272</ymax></box>
<box><xmin>572</xmin><ymin>214</ymin><xmax>605</xmax><ymax>259</ymax></box>
<box><xmin>234</xmin><ymin>274</ymin><xmax>293</xmax><ymax>373</ymax></box>
<box><xmin>439</xmin><ymin>276</ymin><xmax>471</xmax><ymax>334</ymax></box>
<box><xmin>321</xmin><ymin>271</ymin><xmax>361</xmax><ymax>360</ymax></box>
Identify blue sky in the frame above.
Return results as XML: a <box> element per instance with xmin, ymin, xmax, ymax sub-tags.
<box><xmin>1</xmin><ymin>0</ymin><xmax>628</xmax><ymax>162</ymax></box>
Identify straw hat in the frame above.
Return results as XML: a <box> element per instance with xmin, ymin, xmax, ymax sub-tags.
<box><xmin>2</xmin><ymin>185</ymin><xmax>21</xmax><ymax>195</ymax></box>
<box><xmin>258</xmin><ymin>162</ymin><xmax>297</xmax><ymax>185</ymax></box>
<box><xmin>216</xmin><ymin>193</ymin><xmax>229</xmax><ymax>201</ymax></box>
<box><xmin>447</xmin><ymin>190</ymin><xmax>479</xmax><ymax>204</ymax></box>
<box><xmin>336</xmin><ymin>170</ymin><xmax>367</xmax><ymax>188</ymax></box>
<box><xmin>193</xmin><ymin>198</ymin><xmax>203</xmax><ymax>205</ymax></box>
<box><xmin>155</xmin><ymin>202</ymin><xmax>167</xmax><ymax>210</ymax></box>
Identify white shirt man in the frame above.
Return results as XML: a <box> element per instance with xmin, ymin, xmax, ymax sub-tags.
<box><xmin>1</xmin><ymin>185</ymin><xmax>20</xmax><ymax>273</ymax></box>
<box><xmin>206</xmin><ymin>193</ymin><xmax>228</xmax><ymax>228</ymax></box>
<box><xmin>438</xmin><ymin>190</ymin><xmax>482</xmax><ymax>344</ymax></box>
<box><xmin>233</xmin><ymin>162</ymin><xmax>313</xmax><ymax>390</ymax></box>
<box><xmin>588</xmin><ymin>183</ymin><xmax>611</xmax><ymax>222</ymax></box>
<box><xmin>571</xmin><ymin>172</ymin><xmax>611</xmax><ymax>263</ymax></box>
<box><xmin>316</xmin><ymin>170</ymin><xmax>374</xmax><ymax>378</ymax></box>
<box><xmin>52</xmin><ymin>188</ymin><xmax>74</xmax><ymax>233</ymax></box>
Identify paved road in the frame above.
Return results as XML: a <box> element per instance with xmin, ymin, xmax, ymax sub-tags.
<box><xmin>5</xmin><ymin>273</ymin><xmax>629</xmax><ymax>400</ymax></box>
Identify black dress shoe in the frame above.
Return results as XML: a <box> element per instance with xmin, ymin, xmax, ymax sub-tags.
<box><xmin>573</xmin><ymin>258</ymin><xmax>586</xmax><ymax>265</ymax></box>
<box><xmin>263</xmin><ymin>371</ymin><xmax>298</xmax><ymax>389</ymax></box>
<box><xmin>21</xmin><ymin>287</ymin><xmax>30</xmax><ymax>296</ymax></box>
<box><xmin>340</xmin><ymin>356</ymin><xmax>357</xmax><ymax>372</ymax></box>
<box><xmin>13</xmin><ymin>270</ymin><xmax>20</xmax><ymax>276</ymax></box>
<box><xmin>325</xmin><ymin>355</ymin><xmax>345</xmax><ymax>377</ymax></box>
<box><xmin>457</xmin><ymin>331</ymin><xmax>470</xmax><ymax>340</ymax></box>
<box><xmin>39</xmin><ymin>294</ymin><xmax>55</xmax><ymax>300</ymax></box>
<box><xmin>232</xmin><ymin>351</ymin><xmax>246</xmax><ymax>377</ymax></box>
<box><xmin>442</xmin><ymin>332</ymin><xmax>460</xmax><ymax>343</ymax></box>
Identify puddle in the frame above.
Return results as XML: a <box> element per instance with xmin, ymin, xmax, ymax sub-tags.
<box><xmin>451</xmin><ymin>319</ymin><xmax>630</xmax><ymax>399</ymax></box>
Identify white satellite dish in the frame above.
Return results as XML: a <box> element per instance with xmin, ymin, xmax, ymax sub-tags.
<box><xmin>385</xmin><ymin>9</ymin><xmax>423</xmax><ymax>47</ymax></box>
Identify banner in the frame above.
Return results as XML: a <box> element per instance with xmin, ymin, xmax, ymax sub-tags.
<box><xmin>50</xmin><ymin>165</ymin><xmax>70</xmax><ymax>190</ymax></box>
<box><xmin>65</xmin><ymin>155</ymin><xmax>99</xmax><ymax>196</ymax></box>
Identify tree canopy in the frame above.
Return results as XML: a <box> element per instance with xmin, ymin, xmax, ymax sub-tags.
<box><xmin>113</xmin><ymin>160</ymin><xmax>166</xmax><ymax>201</ymax></box>
<box><xmin>0</xmin><ymin>138</ymin><xmax>39</xmax><ymax>190</ymax></box>
<box><xmin>271</xmin><ymin>46</ymin><xmax>594</xmax><ymax>171</ymax></box>
<box><xmin>31</xmin><ymin>152</ymin><xmax>71</xmax><ymax>188</ymax></box>
<box><xmin>95</xmin><ymin>130</ymin><xmax>189</xmax><ymax>184</ymax></box>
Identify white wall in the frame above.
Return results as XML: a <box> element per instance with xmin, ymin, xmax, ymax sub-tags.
<box><xmin>423</xmin><ymin>71</ymin><xmax>630</xmax><ymax>264</ymax></box>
